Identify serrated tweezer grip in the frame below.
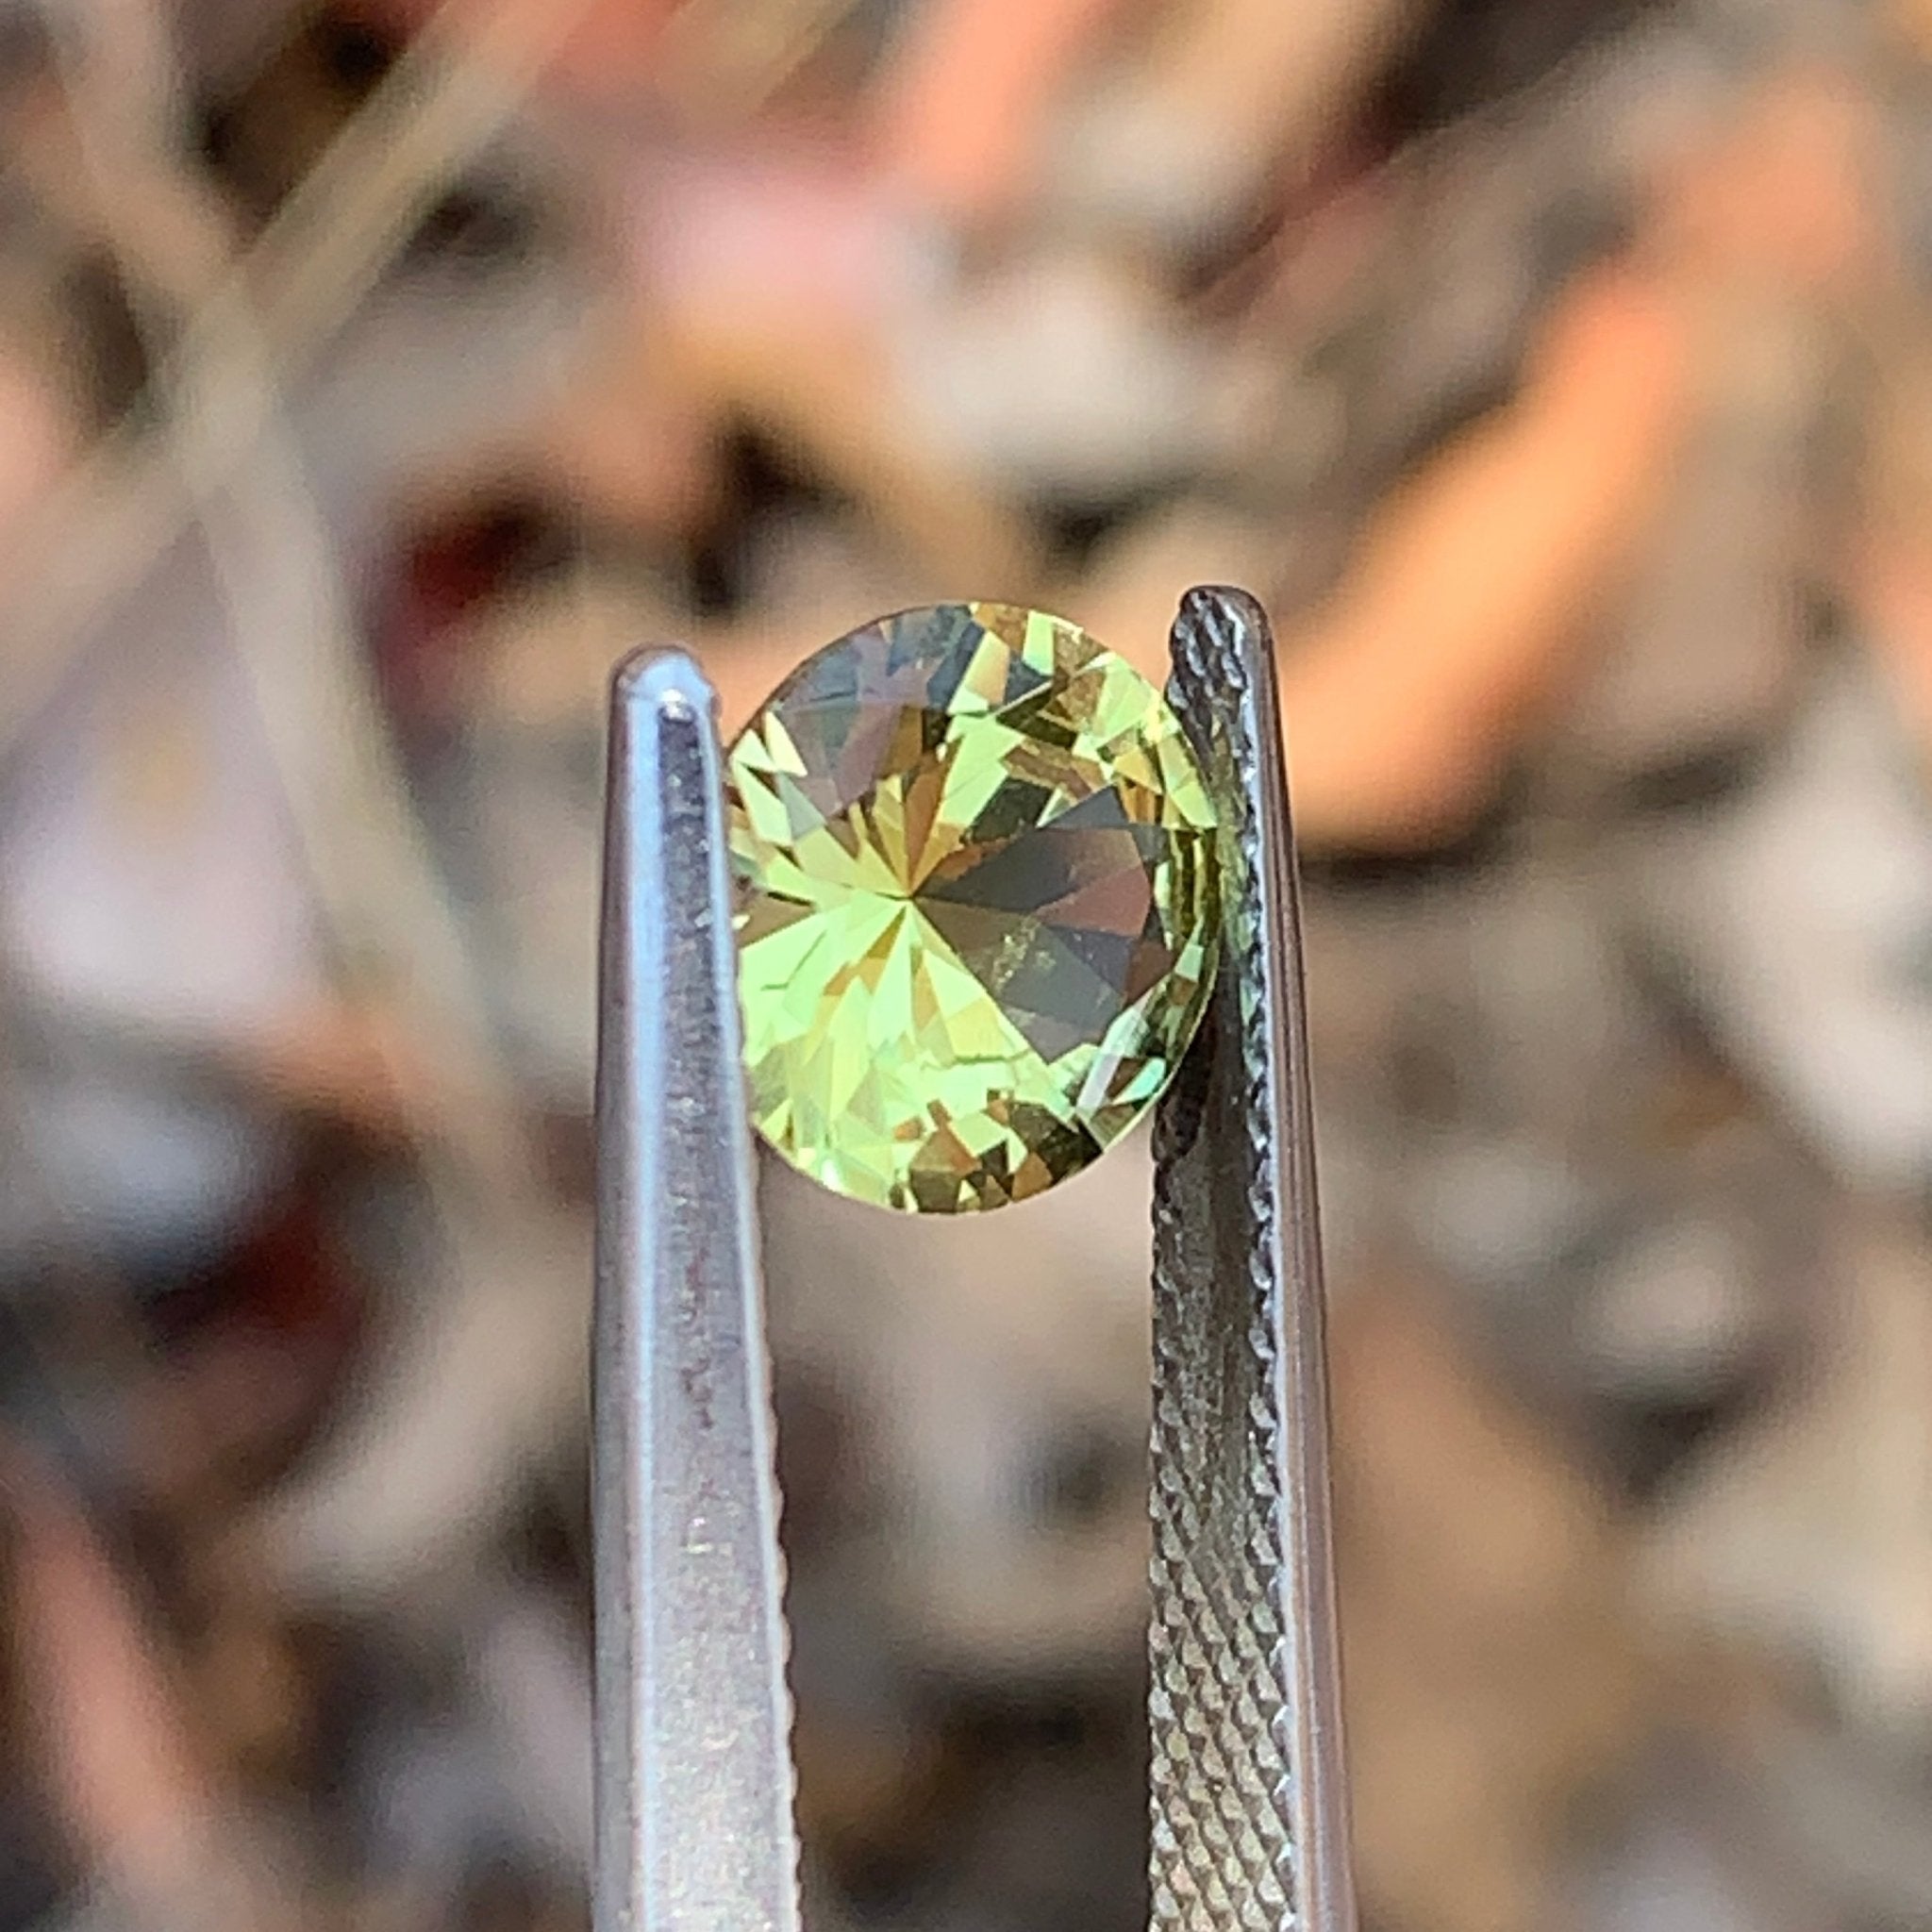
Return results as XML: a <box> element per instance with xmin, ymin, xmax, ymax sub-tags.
<box><xmin>1150</xmin><ymin>588</ymin><xmax>1357</xmax><ymax>1932</ymax></box>
<box><xmin>592</xmin><ymin>652</ymin><xmax>800</xmax><ymax>1932</ymax></box>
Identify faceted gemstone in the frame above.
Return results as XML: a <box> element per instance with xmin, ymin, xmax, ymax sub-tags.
<box><xmin>725</xmin><ymin>602</ymin><xmax>1219</xmax><ymax>1212</ymax></box>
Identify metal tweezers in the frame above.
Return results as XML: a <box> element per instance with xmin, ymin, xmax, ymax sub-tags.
<box><xmin>592</xmin><ymin>587</ymin><xmax>1357</xmax><ymax>1932</ymax></box>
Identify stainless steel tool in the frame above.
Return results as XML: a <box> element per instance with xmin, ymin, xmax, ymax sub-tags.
<box><xmin>592</xmin><ymin>586</ymin><xmax>1356</xmax><ymax>1932</ymax></box>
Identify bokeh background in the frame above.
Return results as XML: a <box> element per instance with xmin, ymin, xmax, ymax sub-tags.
<box><xmin>3</xmin><ymin>0</ymin><xmax>1932</xmax><ymax>1927</ymax></box>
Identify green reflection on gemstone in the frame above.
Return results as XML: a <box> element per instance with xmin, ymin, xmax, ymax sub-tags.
<box><xmin>725</xmin><ymin>602</ymin><xmax>1219</xmax><ymax>1212</ymax></box>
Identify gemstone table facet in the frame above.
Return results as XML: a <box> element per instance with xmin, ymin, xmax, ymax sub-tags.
<box><xmin>725</xmin><ymin>603</ymin><xmax>1219</xmax><ymax>1212</ymax></box>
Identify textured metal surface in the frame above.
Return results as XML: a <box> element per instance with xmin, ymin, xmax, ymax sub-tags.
<box><xmin>592</xmin><ymin>649</ymin><xmax>801</xmax><ymax>1932</ymax></box>
<box><xmin>1150</xmin><ymin>588</ymin><xmax>1357</xmax><ymax>1932</ymax></box>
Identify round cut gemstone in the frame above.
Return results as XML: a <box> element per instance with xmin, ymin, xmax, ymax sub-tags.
<box><xmin>725</xmin><ymin>602</ymin><xmax>1219</xmax><ymax>1212</ymax></box>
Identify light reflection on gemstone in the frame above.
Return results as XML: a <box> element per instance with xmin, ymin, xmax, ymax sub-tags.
<box><xmin>724</xmin><ymin>602</ymin><xmax>1219</xmax><ymax>1212</ymax></box>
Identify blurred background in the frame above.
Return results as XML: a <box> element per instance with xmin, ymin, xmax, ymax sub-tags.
<box><xmin>2</xmin><ymin>0</ymin><xmax>1932</xmax><ymax>1927</ymax></box>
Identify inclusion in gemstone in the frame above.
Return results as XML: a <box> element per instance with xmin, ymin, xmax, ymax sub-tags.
<box><xmin>724</xmin><ymin>602</ymin><xmax>1219</xmax><ymax>1212</ymax></box>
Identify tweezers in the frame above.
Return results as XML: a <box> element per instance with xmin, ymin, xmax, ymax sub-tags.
<box><xmin>591</xmin><ymin>586</ymin><xmax>1357</xmax><ymax>1932</ymax></box>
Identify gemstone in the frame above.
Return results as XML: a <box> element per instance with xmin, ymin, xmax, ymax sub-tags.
<box><xmin>725</xmin><ymin>602</ymin><xmax>1219</xmax><ymax>1212</ymax></box>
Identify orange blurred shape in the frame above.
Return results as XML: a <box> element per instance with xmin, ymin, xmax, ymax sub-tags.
<box><xmin>872</xmin><ymin>0</ymin><xmax>1128</xmax><ymax>222</ymax></box>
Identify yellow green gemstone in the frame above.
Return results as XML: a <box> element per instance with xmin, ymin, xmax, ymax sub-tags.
<box><xmin>724</xmin><ymin>602</ymin><xmax>1219</xmax><ymax>1212</ymax></box>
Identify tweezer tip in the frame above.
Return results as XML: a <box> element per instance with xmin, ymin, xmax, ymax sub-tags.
<box><xmin>609</xmin><ymin>643</ymin><xmax>716</xmax><ymax>724</ymax></box>
<box><xmin>1178</xmin><ymin>582</ymin><xmax>1265</xmax><ymax>625</ymax></box>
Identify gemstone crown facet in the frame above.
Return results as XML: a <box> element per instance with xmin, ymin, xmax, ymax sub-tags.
<box><xmin>725</xmin><ymin>602</ymin><xmax>1219</xmax><ymax>1212</ymax></box>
